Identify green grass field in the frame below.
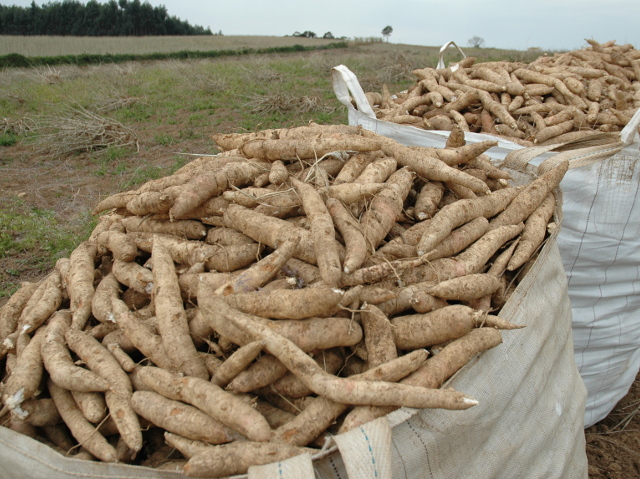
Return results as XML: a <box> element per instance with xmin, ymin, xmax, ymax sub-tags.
<box><xmin>0</xmin><ymin>37</ymin><xmax>543</xmax><ymax>298</ymax></box>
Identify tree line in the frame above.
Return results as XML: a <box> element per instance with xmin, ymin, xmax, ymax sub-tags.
<box><xmin>0</xmin><ymin>0</ymin><xmax>212</xmax><ymax>36</ymax></box>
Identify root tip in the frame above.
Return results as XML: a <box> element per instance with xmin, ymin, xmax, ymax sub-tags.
<box><xmin>464</xmin><ymin>397</ymin><xmax>479</xmax><ymax>406</ymax></box>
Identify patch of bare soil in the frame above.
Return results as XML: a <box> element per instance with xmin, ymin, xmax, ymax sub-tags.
<box><xmin>587</xmin><ymin>372</ymin><xmax>640</xmax><ymax>478</ymax></box>
<box><xmin>0</xmin><ymin>121</ymin><xmax>213</xmax><ymax>213</ymax></box>
<box><xmin>0</xmin><ymin>109</ymin><xmax>218</xmax><ymax>299</ymax></box>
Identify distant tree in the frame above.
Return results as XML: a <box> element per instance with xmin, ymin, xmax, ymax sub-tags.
<box><xmin>28</xmin><ymin>0</ymin><xmax>39</xmax><ymax>35</ymax></box>
<box><xmin>292</xmin><ymin>30</ymin><xmax>316</xmax><ymax>38</ymax></box>
<box><xmin>323</xmin><ymin>31</ymin><xmax>334</xmax><ymax>39</ymax></box>
<box><xmin>95</xmin><ymin>0</ymin><xmax>119</xmax><ymax>35</ymax></box>
<box><xmin>152</xmin><ymin>4</ymin><xmax>168</xmax><ymax>35</ymax></box>
<box><xmin>63</xmin><ymin>1</ymin><xmax>84</xmax><ymax>36</ymax></box>
<box><xmin>468</xmin><ymin>36</ymin><xmax>485</xmax><ymax>48</ymax></box>
<box><xmin>83</xmin><ymin>0</ymin><xmax>101</xmax><ymax>35</ymax></box>
<box><xmin>382</xmin><ymin>25</ymin><xmax>392</xmax><ymax>42</ymax></box>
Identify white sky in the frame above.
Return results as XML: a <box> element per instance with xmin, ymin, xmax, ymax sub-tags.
<box><xmin>4</xmin><ymin>0</ymin><xmax>640</xmax><ymax>52</ymax></box>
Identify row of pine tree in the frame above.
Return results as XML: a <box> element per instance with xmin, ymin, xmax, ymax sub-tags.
<box><xmin>0</xmin><ymin>0</ymin><xmax>212</xmax><ymax>36</ymax></box>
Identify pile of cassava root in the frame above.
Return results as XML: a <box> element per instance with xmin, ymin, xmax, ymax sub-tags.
<box><xmin>365</xmin><ymin>39</ymin><xmax>640</xmax><ymax>146</ymax></box>
<box><xmin>0</xmin><ymin>123</ymin><xmax>567</xmax><ymax>477</ymax></box>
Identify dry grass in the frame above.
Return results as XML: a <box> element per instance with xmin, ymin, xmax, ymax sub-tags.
<box><xmin>356</xmin><ymin>50</ymin><xmax>431</xmax><ymax>93</ymax></box>
<box><xmin>30</xmin><ymin>64</ymin><xmax>88</xmax><ymax>84</ymax></box>
<box><xmin>31</xmin><ymin>104</ymin><xmax>139</xmax><ymax>157</ymax></box>
<box><xmin>0</xmin><ymin>35</ymin><xmax>340</xmax><ymax>57</ymax></box>
<box><xmin>1</xmin><ymin>116</ymin><xmax>35</xmax><ymax>135</ymax></box>
<box><xmin>607</xmin><ymin>400</ymin><xmax>640</xmax><ymax>433</ymax></box>
<box><xmin>32</xmin><ymin>65</ymin><xmax>63</xmax><ymax>84</ymax></box>
<box><xmin>109</xmin><ymin>62</ymin><xmax>141</xmax><ymax>77</ymax></box>
<box><xmin>155</xmin><ymin>59</ymin><xmax>230</xmax><ymax>92</ymax></box>
<box><xmin>376</xmin><ymin>51</ymin><xmax>426</xmax><ymax>84</ymax></box>
<box><xmin>243</xmin><ymin>91</ymin><xmax>334</xmax><ymax>115</ymax></box>
<box><xmin>239</xmin><ymin>62</ymin><xmax>284</xmax><ymax>84</ymax></box>
<box><xmin>187</xmin><ymin>71</ymin><xmax>230</xmax><ymax>92</ymax></box>
<box><xmin>244</xmin><ymin>68</ymin><xmax>285</xmax><ymax>85</ymax></box>
<box><xmin>88</xmin><ymin>86</ymin><xmax>146</xmax><ymax>113</ymax></box>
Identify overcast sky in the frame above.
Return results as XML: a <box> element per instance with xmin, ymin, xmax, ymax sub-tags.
<box><xmin>5</xmin><ymin>0</ymin><xmax>640</xmax><ymax>52</ymax></box>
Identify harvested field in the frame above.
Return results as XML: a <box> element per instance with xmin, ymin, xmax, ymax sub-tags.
<box><xmin>0</xmin><ymin>34</ymin><xmax>339</xmax><ymax>57</ymax></box>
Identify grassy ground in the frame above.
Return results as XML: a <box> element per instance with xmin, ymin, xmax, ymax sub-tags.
<box><xmin>0</xmin><ymin>34</ymin><xmax>341</xmax><ymax>56</ymax></box>
<box><xmin>0</xmin><ymin>38</ymin><xmax>542</xmax><ymax>299</ymax></box>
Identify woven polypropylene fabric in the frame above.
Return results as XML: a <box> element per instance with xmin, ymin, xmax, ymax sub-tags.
<box><xmin>333</xmin><ymin>417</ymin><xmax>392</xmax><ymax>479</ymax></box>
<box><xmin>331</xmin><ymin>64</ymin><xmax>527</xmax><ymax>157</ymax></box>
<box><xmin>249</xmin><ymin>452</ymin><xmax>315</xmax><ymax>479</ymax></box>
<box><xmin>389</xmin><ymin>241</ymin><xmax>587</xmax><ymax>478</ymax></box>
<box><xmin>0</xmin><ymin>425</ymin><xmax>185</xmax><ymax>479</ymax></box>
<box><xmin>540</xmin><ymin>148</ymin><xmax>640</xmax><ymax>427</ymax></box>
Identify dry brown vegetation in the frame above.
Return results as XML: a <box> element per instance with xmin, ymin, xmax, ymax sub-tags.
<box><xmin>32</xmin><ymin>104</ymin><xmax>139</xmax><ymax>156</ymax></box>
<box><xmin>0</xmin><ymin>34</ymin><xmax>340</xmax><ymax>57</ymax></box>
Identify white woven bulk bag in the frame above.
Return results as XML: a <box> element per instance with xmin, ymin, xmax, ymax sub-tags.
<box><xmin>501</xmin><ymin>114</ymin><xmax>640</xmax><ymax>427</ymax></box>
<box><xmin>332</xmin><ymin>63</ymin><xmax>640</xmax><ymax>427</ymax></box>
<box><xmin>0</xmin><ymin>161</ymin><xmax>588</xmax><ymax>479</ymax></box>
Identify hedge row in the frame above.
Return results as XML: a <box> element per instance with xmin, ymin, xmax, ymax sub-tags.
<box><xmin>0</xmin><ymin>42</ymin><xmax>349</xmax><ymax>68</ymax></box>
